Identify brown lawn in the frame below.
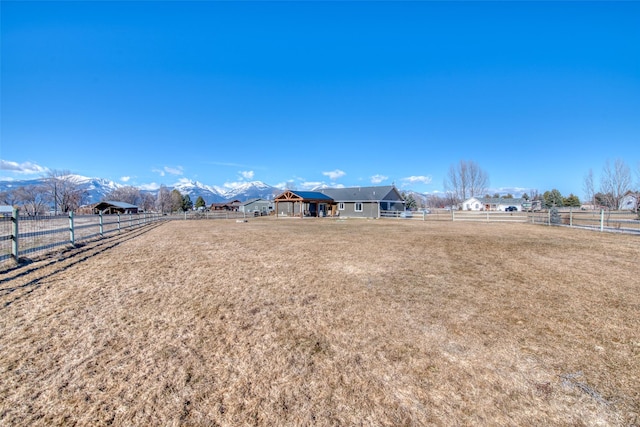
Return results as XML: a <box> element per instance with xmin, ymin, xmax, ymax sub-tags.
<box><xmin>1</xmin><ymin>219</ymin><xmax>638</xmax><ymax>426</ymax></box>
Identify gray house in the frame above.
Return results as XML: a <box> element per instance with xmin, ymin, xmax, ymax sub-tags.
<box><xmin>239</xmin><ymin>198</ymin><xmax>274</xmax><ymax>215</ymax></box>
<box><xmin>319</xmin><ymin>186</ymin><xmax>405</xmax><ymax>218</ymax></box>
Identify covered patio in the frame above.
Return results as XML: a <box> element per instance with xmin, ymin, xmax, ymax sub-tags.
<box><xmin>274</xmin><ymin>190</ymin><xmax>335</xmax><ymax>218</ymax></box>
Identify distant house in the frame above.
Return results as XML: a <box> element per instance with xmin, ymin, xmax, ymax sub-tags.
<box><xmin>463</xmin><ymin>197</ymin><xmax>525</xmax><ymax>212</ymax></box>
<box><xmin>210</xmin><ymin>200</ymin><xmax>242</xmax><ymax>212</ymax></box>
<box><xmin>93</xmin><ymin>201</ymin><xmax>139</xmax><ymax>214</ymax></box>
<box><xmin>319</xmin><ymin>185</ymin><xmax>405</xmax><ymax>218</ymax></box>
<box><xmin>239</xmin><ymin>198</ymin><xmax>273</xmax><ymax>216</ymax></box>
<box><xmin>619</xmin><ymin>192</ymin><xmax>638</xmax><ymax>211</ymax></box>
<box><xmin>0</xmin><ymin>205</ymin><xmax>14</xmax><ymax>216</ymax></box>
<box><xmin>274</xmin><ymin>190</ymin><xmax>335</xmax><ymax>217</ymax></box>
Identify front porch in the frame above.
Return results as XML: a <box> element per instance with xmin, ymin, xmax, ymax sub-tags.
<box><xmin>274</xmin><ymin>190</ymin><xmax>336</xmax><ymax>218</ymax></box>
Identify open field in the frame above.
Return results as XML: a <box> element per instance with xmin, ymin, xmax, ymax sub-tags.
<box><xmin>1</xmin><ymin>219</ymin><xmax>638</xmax><ymax>426</ymax></box>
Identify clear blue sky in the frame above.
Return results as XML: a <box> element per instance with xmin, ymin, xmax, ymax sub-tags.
<box><xmin>1</xmin><ymin>1</ymin><xmax>639</xmax><ymax>197</ymax></box>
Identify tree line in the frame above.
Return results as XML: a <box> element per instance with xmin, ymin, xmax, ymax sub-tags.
<box><xmin>435</xmin><ymin>158</ymin><xmax>639</xmax><ymax>212</ymax></box>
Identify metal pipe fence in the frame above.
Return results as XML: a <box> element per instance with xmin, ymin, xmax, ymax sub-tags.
<box><xmin>0</xmin><ymin>209</ymin><xmax>165</xmax><ymax>266</ymax></box>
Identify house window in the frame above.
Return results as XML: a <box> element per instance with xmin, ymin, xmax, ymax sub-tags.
<box><xmin>355</xmin><ymin>203</ymin><xmax>363</xmax><ymax>212</ymax></box>
<box><xmin>338</xmin><ymin>202</ymin><xmax>345</xmax><ymax>211</ymax></box>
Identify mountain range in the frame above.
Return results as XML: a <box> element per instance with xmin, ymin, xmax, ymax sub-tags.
<box><xmin>0</xmin><ymin>175</ymin><xmax>282</xmax><ymax>205</ymax></box>
<box><xmin>0</xmin><ymin>175</ymin><xmax>432</xmax><ymax>207</ymax></box>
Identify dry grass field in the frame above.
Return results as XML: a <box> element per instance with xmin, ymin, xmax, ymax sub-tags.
<box><xmin>1</xmin><ymin>219</ymin><xmax>638</xmax><ymax>426</ymax></box>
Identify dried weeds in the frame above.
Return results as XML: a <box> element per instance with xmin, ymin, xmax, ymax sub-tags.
<box><xmin>1</xmin><ymin>219</ymin><xmax>638</xmax><ymax>426</ymax></box>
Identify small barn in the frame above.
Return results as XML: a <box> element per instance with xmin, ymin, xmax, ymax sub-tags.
<box><xmin>93</xmin><ymin>201</ymin><xmax>139</xmax><ymax>214</ymax></box>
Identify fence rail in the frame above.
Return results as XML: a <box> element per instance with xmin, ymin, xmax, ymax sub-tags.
<box><xmin>379</xmin><ymin>208</ymin><xmax>639</xmax><ymax>233</ymax></box>
<box><xmin>527</xmin><ymin>209</ymin><xmax>640</xmax><ymax>234</ymax></box>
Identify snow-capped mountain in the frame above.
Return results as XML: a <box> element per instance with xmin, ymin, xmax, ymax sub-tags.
<box><xmin>0</xmin><ymin>175</ymin><xmax>122</xmax><ymax>205</ymax></box>
<box><xmin>0</xmin><ymin>175</ymin><xmax>280</xmax><ymax>205</ymax></box>
<box><xmin>170</xmin><ymin>179</ymin><xmax>225</xmax><ymax>203</ymax></box>
<box><xmin>220</xmin><ymin>181</ymin><xmax>279</xmax><ymax>201</ymax></box>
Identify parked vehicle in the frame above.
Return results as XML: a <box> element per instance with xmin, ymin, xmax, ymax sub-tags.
<box><xmin>505</xmin><ymin>206</ymin><xmax>518</xmax><ymax>212</ymax></box>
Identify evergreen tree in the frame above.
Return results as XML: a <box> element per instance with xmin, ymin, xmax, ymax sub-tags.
<box><xmin>402</xmin><ymin>192</ymin><xmax>417</xmax><ymax>210</ymax></box>
<box><xmin>563</xmin><ymin>194</ymin><xmax>581</xmax><ymax>207</ymax></box>
<box><xmin>195</xmin><ymin>196</ymin><xmax>206</xmax><ymax>210</ymax></box>
<box><xmin>543</xmin><ymin>189</ymin><xmax>564</xmax><ymax>208</ymax></box>
<box><xmin>182</xmin><ymin>194</ymin><xmax>193</xmax><ymax>211</ymax></box>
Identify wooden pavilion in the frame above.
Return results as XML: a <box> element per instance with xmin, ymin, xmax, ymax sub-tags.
<box><xmin>274</xmin><ymin>190</ymin><xmax>335</xmax><ymax>218</ymax></box>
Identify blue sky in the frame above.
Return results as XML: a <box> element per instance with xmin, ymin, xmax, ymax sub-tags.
<box><xmin>1</xmin><ymin>1</ymin><xmax>639</xmax><ymax>197</ymax></box>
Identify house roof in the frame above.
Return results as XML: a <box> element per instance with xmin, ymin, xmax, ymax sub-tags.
<box><xmin>95</xmin><ymin>201</ymin><xmax>139</xmax><ymax>210</ymax></box>
<box><xmin>319</xmin><ymin>186</ymin><xmax>401</xmax><ymax>202</ymax></box>
<box><xmin>274</xmin><ymin>190</ymin><xmax>334</xmax><ymax>202</ymax></box>
<box><xmin>241</xmin><ymin>198</ymin><xmax>271</xmax><ymax>205</ymax></box>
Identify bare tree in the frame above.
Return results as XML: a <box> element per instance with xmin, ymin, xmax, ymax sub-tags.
<box><xmin>0</xmin><ymin>189</ymin><xmax>19</xmax><ymax>206</ymax></box>
<box><xmin>141</xmin><ymin>193</ymin><xmax>156</xmax><ymax>212</ymax></box>
<box><xmin>155</xmin><ymin>185</ymin><xmax>171</xmax><ymax>214</ymax></box>
<box><xmin>600</xmin><ymin>159</ymin><xmax>631</xmax><ymax>210</ymax></box>
<box><xmin>170</xmin><ymin>189</ymin><xmax>183</xmax><ymax>212</ymax></box>
<box><xmin>444</xmin><ymin>160</ymin><xmax>489</xmax><ymax>205</ymax></box>
<box><xmin>583</xmin><ymin>169</ymin><xmax>595</xmax><ymax>209</ymax></box>
<box><xmin>14</xmin><ymin>185</ymin><xmax>50</xmax><ymax>216</ymax></box>
<box><xmin>45</xmin><ymin>170</ymin><xmax>87</xmax><ymax>214</ymax></box>
<box><xmin>105</xmin><ymin>186</ymin><xmax>142</xmax><ymax>205</ymax></box>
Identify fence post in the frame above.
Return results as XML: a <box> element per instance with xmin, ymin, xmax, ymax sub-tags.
<box><xmin>570</xmin><ymin>207</ymin><xmax>573</xmax><ymax>227</ymax></box>
<box><xmin>547</xmin><ymin>210</ymin><xmax>551</xmax><ymax>226</ymax></box>
<box><xmin>99</xmin><ymin>212</ymin><xmax>104</xmax><ymax>237</ymax></box>
<box><xmin>600</xmin><ymin>209</ymin><xmax>604</xmax><ymax>232</ymax></box>
<box><xmin>69</xmin><ymin>211</ymin><xmax>75</xmax><ymax>246</ymax></box>
<box><xmin>117</xmin><ymin>212</ymin><xmax>121</xmax><ymax>232</ymax></box>
<box><xmin>451</xmin><ymin>210</ymin><xmax>455</xmax><ymax>221</ymax></box>
<box><xmin>11</xmin><ymin>208</ymin><xmax>19</xmax><ymax>262</ymax></box>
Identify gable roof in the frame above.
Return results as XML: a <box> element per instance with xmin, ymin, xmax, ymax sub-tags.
<box><xmin>274</xmin><ymin>190</ymin><xmax>333</xmax><ymax>202</ymax></box>
<box><xmin>319</xmin><ymin>186</ymin><xmax>401</xmax><ymax>202</ymax></box>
